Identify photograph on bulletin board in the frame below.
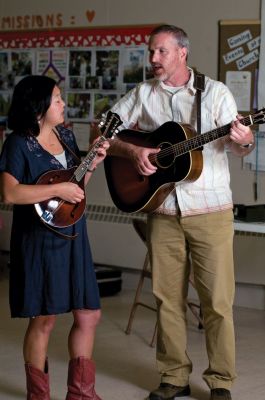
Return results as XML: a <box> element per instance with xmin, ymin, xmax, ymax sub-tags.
<box><xmin>218</xmin><ymin>20</ymin><xmax>260</xmax><ymax>114</ymax></box>
<box><xmin>0</xmin><ymin>25</ymin><xmax>157</xmax><ymax>150</ymax></box>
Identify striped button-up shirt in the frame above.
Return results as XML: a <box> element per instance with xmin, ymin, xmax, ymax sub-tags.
<box><xmin>111</xmin><ymin>68</ymin><xmax>238</xmax><ymax>216</ymax></box>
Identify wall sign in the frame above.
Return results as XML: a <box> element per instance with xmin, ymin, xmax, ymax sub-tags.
<box><xmin>218</xmin><ymin>20</ymin><xmax>260</xmax><ymax>113</ymax></box>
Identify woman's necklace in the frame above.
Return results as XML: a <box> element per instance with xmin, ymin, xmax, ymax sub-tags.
<box><xmin>37</xmin><ymin>129</ymin><xmax>62</xmax><ymax>152</ymax></box>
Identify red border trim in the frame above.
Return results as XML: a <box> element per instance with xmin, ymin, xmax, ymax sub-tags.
<box><xmin>0</xmin><ymin>25</ymin><xmax>156</xmax><ymax>48</ymax></box>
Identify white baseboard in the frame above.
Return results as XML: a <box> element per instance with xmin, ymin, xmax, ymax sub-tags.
<box><xmin>188</xmin><ymin>280</ymin><xmax>265</xmax><ymax>310</ymax></box>
<box><xmin>234</xmin><ymin>282</ymin><xmax>265</xmax><ymax>310</ymax></box>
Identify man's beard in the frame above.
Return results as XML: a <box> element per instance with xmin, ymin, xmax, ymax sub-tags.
<box><xmin>154</xmin><ymin>73</ymin><xmax>167</xmax><ymax>82</ymax></box>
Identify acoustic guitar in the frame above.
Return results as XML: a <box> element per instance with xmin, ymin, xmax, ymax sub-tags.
<box><xmin>35</xmin><ymin>111</ymin><xmax>122</xmax><ymax>228</ymax></box>
<box><xmin>104</xmin><ymin>108</ymin><xmax>265</xmax><ymax>213</ymax></box>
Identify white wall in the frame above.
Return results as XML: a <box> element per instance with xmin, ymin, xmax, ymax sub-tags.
<box><xmin>1</xmin><ymin>0</ymin><xmax>265</xmax><ymax>309</ymax></box>
<box><xmin>1</xmin><ymin>0</ymin><xmax>264</xmax><ymax>206</ymax></box>
<box><xmin>0</xmin><ymin>0</ymin><xmax>261</xmax><ymax>78</ymax></box>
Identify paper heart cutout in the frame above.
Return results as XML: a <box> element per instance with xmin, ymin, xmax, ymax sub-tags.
<box><xmin>86</xmin><ymin>10</ymin><xmax>95</xmax><ymax>22</ymax></box>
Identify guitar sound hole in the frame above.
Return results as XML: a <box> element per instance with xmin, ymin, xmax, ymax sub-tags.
<box><xmin>157</xmin><ymin>142</ymin><xmax>175</xmax><ymax>168</ymax></box>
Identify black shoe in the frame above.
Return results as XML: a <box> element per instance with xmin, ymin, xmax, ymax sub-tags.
<box><xmin>149</xmin><ymin>383</ymin><xmax>191</xmax><ymax>400</ymax></box>
<box><xmin>210</xmin><ymin>388</ymin><xmax>232</xmax><ymax>400</ymax></box>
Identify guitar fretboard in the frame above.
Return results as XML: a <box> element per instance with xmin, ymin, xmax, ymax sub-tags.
<box><xmin>156</xmin><ymin>115</ymin><xmax>253</xmax><ymax>160</ymax></box>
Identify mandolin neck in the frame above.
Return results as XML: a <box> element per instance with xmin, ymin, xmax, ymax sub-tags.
<box><xmin>74</xmin><ymin>135</ymin><xmax>106</xmax><ymax>182</ymax></box>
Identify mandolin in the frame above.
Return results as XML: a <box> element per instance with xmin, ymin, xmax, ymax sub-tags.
<box><xmin>104</xmin><ymin>108</ymin><xmax>265</xmax><ymax>213</ymax></box>
<box><xmin>35</xmin><ymin>111</ymin><xmax>122</xmax><ymax>228</ymax></box>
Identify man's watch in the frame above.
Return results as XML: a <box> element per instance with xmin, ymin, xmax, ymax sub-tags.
<box><xmin>240</xmin><ymin>143</ymin><xmax>254</xmax><ymax>149</ymax></box>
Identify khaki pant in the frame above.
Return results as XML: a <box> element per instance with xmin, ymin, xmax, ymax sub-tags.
<box><xmin>147</xmin><ymin>210</ymin><xmax>236</xmax><ymax>389</ymax></box>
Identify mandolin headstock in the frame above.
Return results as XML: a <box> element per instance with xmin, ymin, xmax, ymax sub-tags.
<box><xmin>251</xmin><ymin>108</ymin><xmax>265</xmax><ymax>125</ymax></box>
<box><xmin>98</xmin><ymin>111</ymin><xmax>123</xmax><ymax>139</ymax></box>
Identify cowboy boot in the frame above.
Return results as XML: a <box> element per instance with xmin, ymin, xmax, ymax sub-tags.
<box><xmin>66</xmin><ymin>356</ymin><xmax>102</xmax><ymax>400</ymax></box>
<box><xmin>25</xmin><ymin>358</ymin><xmax>50</xmax><ymax>400</ymax></box>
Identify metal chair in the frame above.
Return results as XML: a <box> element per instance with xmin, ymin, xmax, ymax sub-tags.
<box><xmin>125</xmin><ymin>218</ymin><xmax>203</xmax><ymax>347</ymax></box>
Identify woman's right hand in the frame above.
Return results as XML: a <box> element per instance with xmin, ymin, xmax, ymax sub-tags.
<box><xmin>1</xmin><ymin>172</ymin><xmax>85</xmax><ymax>205</ymax></box>
<box><xmin>56</xmin><ymin>182</ymin><xmax>85</xmax><ymax>203</ymax></box>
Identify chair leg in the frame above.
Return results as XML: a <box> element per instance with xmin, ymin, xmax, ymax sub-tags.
<box><xmin>198</xmin><ymin>304</ymin><xmax>203</xmax><ymax>329</ymax></box>
<box><xmin>188</xmin><ymin>275</ymin><xmax>204</xmax><ymax>329</ymax></box>
<box><xmin>125</xmin><ymin>271</ymin><xmax>145</xmax><ymax>335</ymax></box>
<box><xmin>187</xmin><ymin>301</ymin><xmax>204</xmax><ymax>329</ymax></box>
<box><xmin>125</xmin><ymin>252</ymin><xmax>158</xmax><ymax>347</ymax></box>
<box><xmin>150</xmin><ymin>321</ymin><xmax>157</xmax><ymax>347</ymax></box>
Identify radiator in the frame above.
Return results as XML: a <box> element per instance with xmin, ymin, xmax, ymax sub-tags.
<box><xmin>0</xmin><ymin>202</ymin><xmax>147</xmax><ymax>270</ymax></box>
<box><xmin>233</xmin><ymin>229</ymin><xmax>265</xmax><ymax>285</ymax></box>
<box><xmin>3</xmin><ymin>200</ymin><xmax>264</xmax><ymax>279</ymax></box>
<box><xmin>86</xmin><ymin>204</ymin><xmax>146</xmax><ymax>270</ymax></box>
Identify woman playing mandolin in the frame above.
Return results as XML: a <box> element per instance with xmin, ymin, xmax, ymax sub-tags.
<box><xmin>0</xmin><ymin>75</ymin><xmax>109</xmax><ymax>400</ymax></box>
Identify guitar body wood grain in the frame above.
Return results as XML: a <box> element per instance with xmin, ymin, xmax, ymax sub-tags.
<box><xmin>35</xmin><ymin>167</ymin><xmax>86</xmax><ymax>228</ymax></box>
<box><xmin>104</xmin><ymin>121</ymin><xmax>203</xmax><ymax>213</ymax></box>
<box><xmin>34</xmin><ymin>111</ymin><xmax>122</xmax><ymax>228</ymax></box>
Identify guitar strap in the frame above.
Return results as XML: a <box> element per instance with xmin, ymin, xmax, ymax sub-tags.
<box><xmin>39</xmin><ymin>217</ymin><xmax>78</xmax><ymax>240</ymax></box>
<box><xmin>53</xmin><ymin>127</ymin><xmax>81</xmax><ymax>165</ymax></box>
<box><xmin>193</xmin><ymin>69</ymin><xmax>205</xmax><ymax>135</ymax></box>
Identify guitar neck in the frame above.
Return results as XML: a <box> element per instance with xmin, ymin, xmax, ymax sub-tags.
<box><xmin>74</xmin><ymin>135</ymin><xmax>106</xmax><ymax>182</ymax></box>
<box><xmin>176</xmin><ymin>114</ymin><xmax>253</xmax><ymax>155</ymax></box>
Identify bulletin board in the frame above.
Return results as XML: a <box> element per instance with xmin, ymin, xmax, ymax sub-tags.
<box><xmin>0</xmin><ymin>25</ymin><xmax>155</xmax><ymax>151</ymax></box>
<box><xmin>218</xmin><ymin>20</ymin><xmax>260</xmax><ymax>114</ymax></box>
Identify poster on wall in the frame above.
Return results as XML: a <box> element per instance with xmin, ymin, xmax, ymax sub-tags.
<box><xmin>0</xmin><ymin>25</ymin><xmax>155</xmax><ymax>150</ymax></box>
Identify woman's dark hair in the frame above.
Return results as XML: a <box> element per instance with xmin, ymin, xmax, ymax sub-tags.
<box><xmin>8</xmin><ymin>75</ymin><xmax>57</xmax><ymax>137</ymax></box>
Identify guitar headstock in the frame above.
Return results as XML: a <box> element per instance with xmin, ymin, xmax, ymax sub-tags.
<box><xmin>252</xmin><ymin>108</ymin><xmax>265</xmax><ymax>124</ymax></box>
<box><xmin>98</xmin><ymin>111</ymin><xmax>123</xmax><ymax>139</ymax></box>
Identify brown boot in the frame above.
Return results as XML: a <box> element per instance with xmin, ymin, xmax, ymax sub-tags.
<box><xmin>66</xmin><ymin>357</ymin><xmax>102</xmax><ymax>400</ymax></box>
<box><xmin>25</xmin><ymin>358</ymin><xmax>50</xmax><ymax>400</ymax></box>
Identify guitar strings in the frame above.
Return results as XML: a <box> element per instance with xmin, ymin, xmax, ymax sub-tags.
<box><xmin>148</xmin><ymin>116</ymin><xmax>252</xmax><ymax>164</ymax></box>
<box><xmin>147</xmin><ymin>125</ymin><xmax>229</xmax><ymax>163</ymax></box>
<box><xmin>41</xmin><ymin>112</ymin><xmax>122</xmax><ymax>224</ymax></box>
<box><xmin>49</xmin><ymin>138</ymin><xmax>107</xmax><ymax>217</ymax></box>
<box><xmin>46</xmin><ymin>174</ymin><xmax>78</xmax><ymax>219</ymax></box>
